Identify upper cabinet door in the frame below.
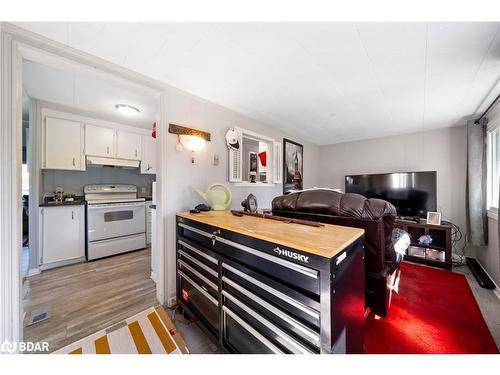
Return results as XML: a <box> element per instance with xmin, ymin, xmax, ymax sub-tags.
<box><xmin>43</xmin><ymin>116</ymin><xmax>85</xmax><ymax>171</ymax></box>
<box><xmin>116</xmin><ymin>130</ymin><xmax>142</xmax><ymax>160</ymax></box>
<box><xmin>85</xmin><ymin>124</ymin><xmax>115</xmax><ymax>157</ymax></box>
<box><xmin>141</xmin><ymin>135</ymin><xmax>156</xmax><ymax>174</ymax></box>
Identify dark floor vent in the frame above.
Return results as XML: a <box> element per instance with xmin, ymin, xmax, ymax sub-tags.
<box><xmin>26</xmin><ymin>305</ymin><xmax>50</xmax><ymax>326</ymax></box>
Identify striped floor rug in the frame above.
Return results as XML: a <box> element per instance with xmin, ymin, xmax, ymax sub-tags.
<box><xmin>54</xmin><ymin>306</ymin><xmax>189</xmax><ymax>354</ymax></box>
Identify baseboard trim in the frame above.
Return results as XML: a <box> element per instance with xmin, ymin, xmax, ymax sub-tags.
<box><xmin>493</xmin><ymin>286</ymin><xmax>500</xmax><ymax>301</ymax></box>
<box><xmin>167</xmin><ymin>296</ymin><xmax>177</xmax><ymax>308</ymax></box>
<box><xmin>40</xmin><ymin>256</ymin><xmax>86</xmax><ymax>271</ymax></box>
<box><xmin>27</xmin><ymin>268</ymin><xmax>40</xmax><ymax>277</ymax></box>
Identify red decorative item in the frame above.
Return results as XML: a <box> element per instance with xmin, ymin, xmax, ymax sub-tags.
<box><xmin>181</xmin><ymin>288</ymin><xmax>189</xmax><ymax>302</ymax></box>
<box><xmin>152</xmin><ymin>122</ymin><xmax>157</xmax><ymax>139</ymax></box>
<box><xmin>258</xmin><ymin>151</ymin><xmax>267</xmax><ymax>167</ymax></box>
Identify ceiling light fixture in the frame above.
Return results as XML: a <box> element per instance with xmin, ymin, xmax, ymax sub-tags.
<box><xmin>115</xmin><ymin>104</ymin><xmax>140</xmax><ymax>116</ymax></box>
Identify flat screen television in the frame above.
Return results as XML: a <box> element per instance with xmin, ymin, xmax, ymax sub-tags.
<box><xmin>344</xmin><ymin>171</ymin><xmax>437</xmax><ymax>217</ymax></box>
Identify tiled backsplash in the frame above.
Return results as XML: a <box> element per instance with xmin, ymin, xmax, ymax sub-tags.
<box><xmin>42</xmin><ymin>166</ymin><xmax>155</xmax><ymax>198</ymax></box>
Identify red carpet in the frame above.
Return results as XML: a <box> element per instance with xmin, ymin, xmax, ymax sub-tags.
<box><xmin>365</xmin><ymin>262</ymin><xmax>499</xmax><ymax>354</ymax></box>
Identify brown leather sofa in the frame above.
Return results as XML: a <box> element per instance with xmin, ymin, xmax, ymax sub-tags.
<box><xmin>272</xmin><ymin>189</ymin><xmax>401</xmax><ymax>317</ymax></box>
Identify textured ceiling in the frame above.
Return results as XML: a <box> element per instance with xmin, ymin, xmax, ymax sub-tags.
<box><xmin>22</xmin><ymin>60</ymin><xmax>157</xmax><ymax>128</ymax></box>
<box><xmin>15</xmin><ymin>22</ymin><xmax>500</xmax><ymax>145</ymax></box>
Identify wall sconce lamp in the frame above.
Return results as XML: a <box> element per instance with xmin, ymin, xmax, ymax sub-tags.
<box><xmin>169</xmin><ymin>123</ymin><xmax>211</xmax><ymax>163</ymax></box>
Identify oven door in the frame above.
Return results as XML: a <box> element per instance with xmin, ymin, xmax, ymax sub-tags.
<box><xmin>87</xmin><ymin>201</ymin><xmax>146</xmax><ymax>242</ymax></box>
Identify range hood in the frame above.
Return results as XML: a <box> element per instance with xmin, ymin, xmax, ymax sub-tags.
<box><xmin>86</xmin><ymin>156</ymin><xmax>140</xmax><ymax>168</ymax></box>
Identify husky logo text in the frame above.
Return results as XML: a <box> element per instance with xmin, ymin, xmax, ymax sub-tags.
<box><xmin>273</xmin><ymin>247</ymin><xmax>309</xmax><ymax>263</ymax></box>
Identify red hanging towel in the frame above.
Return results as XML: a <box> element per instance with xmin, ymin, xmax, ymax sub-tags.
<box><xmin>258</xmin><ymin>151</ymin><xmax>267</xmax><ymax>167</ymax></box>
<box><xmin>152</xmin><ymin>122</ymin><xmax>157</xmax><ymax>138</ymax></box>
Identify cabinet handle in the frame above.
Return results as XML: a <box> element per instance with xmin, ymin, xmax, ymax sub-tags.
<box><xmin>107</xmin><ymin>146</ymin><xmax>110</xmax><ymax>154</ymax></box>
<box><xmin>72</xmin><ymin>157</ymin><xmax>75</xmax><ymax>167</ymax></box>
<box><xmin>71</xmin><ymin>211</ymin><xmax>74</xmax><ymax>220</ymax></box>
<box><xmin>135</xmin><ymin>149</ymin><xmax>138</xmax><ymax>157</ymax></box>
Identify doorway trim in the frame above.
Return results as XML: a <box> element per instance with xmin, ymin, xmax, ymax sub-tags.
<box><xmin>0</xmin><ymin>22</ymin><xmax>169</xmax><ymax>348</ymax></box>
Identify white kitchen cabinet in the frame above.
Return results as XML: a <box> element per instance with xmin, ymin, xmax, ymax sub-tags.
<box><xmin>41</xmin><ymin>205</ymin><xmax>85</xmax><ymax>268</ymax></box>
<box><xmin>85</xmin><ymin>124</ymin><xmax>115</xmax><ymax>157</ymax></box>
<box><xmin>141</xmin><ymin>135</ymin><xmax>156</xmax><ymax>174</ymax></box>
<box><xmin>43</xmin><ymin>116</ymin><xmax>85</xmax><ymax>171</ymax></box>
<box><xmin>116</xmin><ymin>130</ymin><xmax>142</xmax><ymax>160</ymax></box>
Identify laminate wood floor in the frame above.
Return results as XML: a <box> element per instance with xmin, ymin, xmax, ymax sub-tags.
<box><xmin>23</xmin><ymin>248</ymin><xmax>157</xmax><ymax>353</ymax></box>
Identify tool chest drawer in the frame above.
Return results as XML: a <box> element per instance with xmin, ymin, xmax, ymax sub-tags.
<box><xmin>178</xmin><ymin>270</ymin><xmax>220</xmax><ymax>335</ymax></box>
<box><xmin>222</xmin><ymin>291</ymin><xmax>316</xmax><ymax>354</ymax></box>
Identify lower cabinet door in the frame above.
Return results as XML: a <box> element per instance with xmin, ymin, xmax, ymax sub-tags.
<box><xmin>178</xmin><ymin>271</ymin><xmax>220</xmax><ymax>335</ymax></box>
<box><xmin>222</xmin><ymin>306</ymin><xmax>283</xmax><ymax>354</ymax></box>
<box><xmin>42</xmin><ymin>206</ymin><xmax>84</xmax><ymax>265</ymax></box>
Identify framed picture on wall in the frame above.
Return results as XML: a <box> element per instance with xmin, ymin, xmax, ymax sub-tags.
<box><xmin>283</xmin><ymin>138</ymin><xmax>303</xmax><ymax>194</ymax></box>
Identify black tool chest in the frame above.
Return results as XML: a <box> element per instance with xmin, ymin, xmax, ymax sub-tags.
<box><xmin>176</xmin><ymin>214</ymin><xmax>365</xmax><ymax>354</ymax></box>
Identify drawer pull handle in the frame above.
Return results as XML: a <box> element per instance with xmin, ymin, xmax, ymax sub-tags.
<box><xmin>222</xmin><ymin>262</ymin><xmax>319</xmax><ymax>320</ymax></box>
<box><xmin>223</xmin><ymin>306</ymin><xmax>284</xmax><ymax>354</ymax></box>
<box><xmin>178</xmin><ymin>249</ymin><xmax>218</xmax><ymax>277</ymax></box>
<box><xmin>223</xmin><ymin>276</ymin><xmax>320</xmax><ymax>346</ymax></box>
<box><xmin>223</xmin><ymin>291</ymin><xmax>314</xmax><ymax>354</ymax></box>
<box><xmin>178</xmin><ymin>239</ymin><xmax>218</xmax><ymax>264</ymax></box>
<box><xmin>179</xmin><ymin>271</ymin><xmax>218</xmax><ymax>306</ymax></box>
<box><xmin>178</xmin><ymin>259</ymin><xmax>218</xmax><ymax>291</ymax></box>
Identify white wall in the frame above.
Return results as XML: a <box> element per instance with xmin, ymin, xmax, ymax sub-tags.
<box><xmin>163</xmin><ymin>86</ymin><xmax>320</xmax><ymax>301</ymax></box>
<box><xmin>318</xmin><ymin>126</ymin><xmax>468</xmax><ymax>250</ymax></box>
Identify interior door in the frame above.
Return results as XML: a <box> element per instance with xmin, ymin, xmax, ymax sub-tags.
<box><xmin>85</xmin><ymin>124</ymin><xmax>115</xmax><ymax>157</ymax></box>
<box><xmin>116</xmin><ymin>131</ymin><xmax>142</xmax><ymax>160</ymax></box>
<box><xmin>44</xmin><ymin>116</ymin><xmax>84</xmax><ymax>170</ymax></box>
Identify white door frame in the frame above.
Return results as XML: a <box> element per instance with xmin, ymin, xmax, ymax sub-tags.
<box><xmin>0</xmin><ymin>22</ymin><xmax>170</xmax><ymax>348</ymax></box>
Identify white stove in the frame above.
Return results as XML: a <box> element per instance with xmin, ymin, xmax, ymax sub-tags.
<box><xmin>84</xmin><ymin>184</ymin><xmax>146</xmax><ymax>260</ymax></box>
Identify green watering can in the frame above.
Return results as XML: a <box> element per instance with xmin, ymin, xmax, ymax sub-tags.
<box><xmin>192</xmin><ymin>183</ymin><xmax>232</xmax><ymax>211</ymax></box>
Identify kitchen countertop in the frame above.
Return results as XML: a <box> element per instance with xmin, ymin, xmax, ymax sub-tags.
<box><xmin>39</xmin><ymin>197</ymin><xmax>86</xmax><ymax>207</ymax></box>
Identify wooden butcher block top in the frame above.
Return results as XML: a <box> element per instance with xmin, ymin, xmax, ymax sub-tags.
<box><xmin>177</xmin><ymin>211</ymin><xmax>364</xmax><ymax>259</ymax></box>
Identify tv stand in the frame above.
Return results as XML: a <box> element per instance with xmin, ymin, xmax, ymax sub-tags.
<box><xmin>395</xmin><ymin>219</ymin><xmax>452</xmax><ymax>270</ymax></box>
